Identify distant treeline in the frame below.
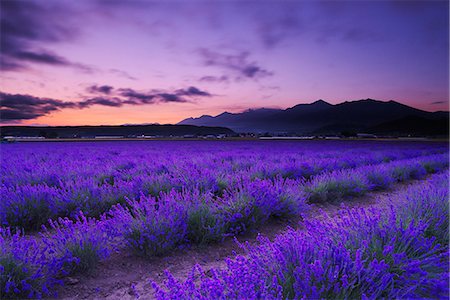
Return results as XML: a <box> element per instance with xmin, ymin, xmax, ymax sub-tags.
<box><xmin>0</xmin><ymin>124</ymin><xmax>235</xmax><ymax>138</ymax></box>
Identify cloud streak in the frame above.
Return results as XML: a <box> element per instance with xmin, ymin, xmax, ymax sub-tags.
<box><xmin>176</xmin><ymin>86</ymin><xmax>212</xmax><ymax>97</ymax></box>
<box><xmin>87</xmin><ymin>85</ymin><xmax>115</xmax><ymax>95</ymax></box>
<box><xmin>198</xmin><ymin>49</ymin><xmax>273</xmax><ymax>80</ymax></box>
<box><xmin>0</xmin><ymin>92</ymin><xmax>77</xmax><ymax>120</ymax></box>
<box><xmin>199</xmin><ymin>75</ymin><xmax>230</xmax><ymax>83</ymax></box>
<box><xmin>78</xmin><ymin>97</ymin><xmax>123</xmax><ymax>108</ymax></box>
<box><xmin>117</xmin><ymin>88</ymin><xmax>156</xmax><ymax>103</ymax></box>
<box><xmin>250</xmin><ymin>2</ymin><xmax>384</xmax><ymax>49</ymax></box>
<box><xmin>254</xmin><ymin>3</ymin><xmax>303</xmax><ymax>49</ymax></box>
<box><xmin>1</xmin><ymin>85</ymin><xmax>212</xmax><ymax>121</ymax></box>
<box><xmin>431</xmin><ymin>101</ymin><xmax>446</xmax><ymax>105</ymax></box>
<box><xmin>109</xmin><ymin>69</ymin><xmax>137</xmax><ymax>80</ymax></box>
<box><xmin>0</xmin><ymin>1</ymin><xmax>94</xmax><ymax>72</ymax></box>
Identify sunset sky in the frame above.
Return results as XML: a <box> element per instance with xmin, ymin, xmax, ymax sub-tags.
<box><xmin>0</xmin><ymin>0</ymin><xmax>448</xmax><ymax>126</ymax></box>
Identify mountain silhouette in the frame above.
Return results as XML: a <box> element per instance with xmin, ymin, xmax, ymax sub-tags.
<box><xmin>178</xmin><ymin>99</ymin><xmax>448</xmax><ymax>136</ymax></box>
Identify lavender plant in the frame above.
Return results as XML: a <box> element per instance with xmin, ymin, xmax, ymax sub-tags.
<box><xmin>306</xmin><ymin>170</ymin><xmax>368</xmax><ymax>203</ymax></box>
<box><xmin>397</xmin><ymin>173</ymin><xmax>449</xmax><ymax>246</ymax></box>
<box><xmin>153</xmin><ymin>172</ymin><xmax>449</xmax><ymax>299</ymax></box>
<box><xmin>220</xmin><ymin>177</ymin><xmax>307</xmax><ymax>235</ymax></box>
<box><xmin>0</xmin><ymin>184</ymin><xmax>62</xmax><ymax>230</ymax></box>
<box><xmin>1</xmin><ymin>140</ymin><xmax>446</xmax><ymax>231</ymax></box>
<box><xmin>40</xmin><ymin>212</ymin><xmax>113</xmax><ymax>276</ymax></box>
<box><xmin>111</xmin><ymin>192</ymin><xmax>189</xmax><ymax>256</ymax></box>
<box><xmin>305</xmin><ymin>153</ymin><xmax>447</xmax><ymax>203</ymax></box>
<box><xmin>0</xmin><ymin>141</ymin><xmax>448</xmax><ymax>297</ymax></box>
<box><xmin>0</xmin><ymin>227</ymin><xmax>59</xmax><ymax>299</ymax></box>
<box><xmin>187</xmin><ymin>201</ymin><xmax>226</xmax><ymax>245</ymax></box>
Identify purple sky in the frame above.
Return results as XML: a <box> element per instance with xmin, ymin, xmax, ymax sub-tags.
<box><xmin>1</xmin><ymin>0</ymin><xmax>448</xmax><ymax>125</ymax></box>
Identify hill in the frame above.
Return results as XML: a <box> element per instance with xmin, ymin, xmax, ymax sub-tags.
<box><xmin>178</xmin><ymin>99</ymin><xmax>448</xmax><ymax>136</ymax></box>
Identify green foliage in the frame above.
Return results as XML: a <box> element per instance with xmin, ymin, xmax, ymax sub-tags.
<box><xmin>390</xmin><ymin>164</ymin><xmax>426</xmax><ymax>182</ymax></box>
<box><xmin>143</xmin><ymin>181</ymin><xmax>175</xmax><ymax>198</ymax></box>
<box><xmin>307</xmin><ymin>178</ymin><xmax>367</xmax><ymax>203</ymax></box>
<box><xmin>64</xmin><ymin>241</ymin><xmax>101</xmax><ymax>275</ymax></box>
<box><xmin>398</xmin><ymin>178</ymin><xmax>449</xmax><ymax>246</ymax></box>
<box><xmin>420</xmin><ymin>160</ymin><xmax>448</xmax><ymax>174</ymax></box>
<box><xmin>0</xmin><ymin>255</ymin><xmax>36</xmax><ymax>298</ymax></box>
<box><xmin>366</xmin><ymin>171</ymin><xmax>394</xmax><ymax>191</ymax></box>
<box><xmin>214</xmin><ymin>178</ymin><xmax>229</xmax><ymax>198</ymax></box>
<box><xmin>98</xmin><ymin>174</ymin><xmax>115</xmax><ymax>186</ymax></box>
<box><xmin>6</xmin><ymin>197</ymin><xmax>53</xmax><ymax>231</ymax></box>
<box><xmin>223</xmin><ymin>194</ymin><xmax>264</xmax><ymax>235</ymax></box>
<box><xmin>187</xmin><ymin>204</ymin><xmax>225</xmax><ymax>245</ymax></box>
<box><xmin>126</xmin><ymin>222</ymin><xmax>176</xmax><ymax>257</ymax></box>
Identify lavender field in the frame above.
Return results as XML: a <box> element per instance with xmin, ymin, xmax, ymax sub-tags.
<box><xmin>1</xmin><ymin>140</ymin><xmax>449</xmax><ymax>299</ymax></box>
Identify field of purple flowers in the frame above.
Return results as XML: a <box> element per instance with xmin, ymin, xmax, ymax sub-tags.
<box><xmin>154</xmin><ymin>172</ymin><xmax>449</xmax><ymax>299</ymax></box>
<box><xmin>0</xmin><ymin>140</ymin><xmax>448</xmax><ymax>298</ymax></box>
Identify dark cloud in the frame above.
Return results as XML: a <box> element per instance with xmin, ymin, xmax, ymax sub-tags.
<box><xmin>0</xmin><ymin>93</ymin><xmax>76</xmax><ymax>110</ymax></box>
<box><xmin>431</xmin><ymin>101</ymin><xmax>446</xmax><ymax>105</ymax></box>
<box><xmin>116</xmin><ymin>86</ymin><xmax>208</xmax><ymax>104</ymax></box>
<box><xmin>1</xmin><ymin>109</ymin><xmax>40</xmax><ymax>121</ymax></box>
<box><xmin>157</xmin><ymin>93</ymin><xmax>186</xmax><ymax>103</ymax></box>
<box><xmin>241</xmin><ymin>65</ymin><xmax>271</xmax><ymax>78</ymax></box>
<box><xmin>118</xmin><ymin>86</ymin><xmax>211</xmax><ymax>104</ymax></box>
<box><xmin>1</xmin><ymin>85</ymin><xmax>212</xmax><ymax>121</ymax></box>
<box><xmin>175</xmin><ymin>86</ymin><xmax>211</xmax><ymax>97</ymax></box>
<box><xmin>0</xmin><ymin>1</ymin><xmax>74</xmax><ymax>47</ymax></box>
<box><xmin>11</xmin><ymin>50</ymin><xmax>94</xmax><ymax>72</ymax></box>
<box><xmin>0</xmin><ymin>1</ymin><xmax>91</xmax><ymax>72</ymax></box>
<box><xmin>87</xmin><ymin>85</ymin><xmax>115</xmax><ymax>95</ymax></box>
<box><xmin>155</xmin><ymin>86</ymin><xmax>212</xmax><ymax>102</ymax></box>
<box><xmin>199</xmin><ymin>49</ymin><xmax>273</xmax><ymax>80</ymax></box>
<box><xmin>78</xmin><ymin>97</ymin><xmax>123</xmax><ymax>108</ymax></box>
<box><xmin>0</xmin><ymin>92</ymin><xmax>77</xmax><ymax>120</ymax></box>
<box><xmin>15</xmin><ymin>51</ymin><xmax>71</xmax><ymax>66</ymax></box>
<box><xmin>118</xmin><ymin>88</ymin><xmax>156</xmax><ymax>103</ymax></box>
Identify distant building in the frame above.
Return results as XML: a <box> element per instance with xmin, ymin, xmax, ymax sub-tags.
<box><xmin>398</xmin><ymin>137</ymin><xmax>428</xmax><ymax>141</ymax></box>
<box><xmin>2</xmin><ymin>136</ymin><xmax>46</xmax><ymax>142</ymax></box>
<box><xmin>259</xmin><ymin>136</ymin><xmax>315</xmax><ymax>140</ymax></box>
<box><xmin>357</xmin><ymin>133</ymin><xmax>377</xmax><ymax>139</ymax></box>
<box><xmin>2</xmin><ymin>136</ymin><xmax>16</xmax><ymax>142</ymax></box>
<box><xmin>94</xmin><ymin>136</ymin><xmax>124</xmax><ymax>139</ymax></box>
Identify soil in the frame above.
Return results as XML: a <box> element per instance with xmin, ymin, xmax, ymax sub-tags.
<box><xmin>54</xmin><ymin>178</ymin><xmax>428</xmax><ymax>300</ymax></box>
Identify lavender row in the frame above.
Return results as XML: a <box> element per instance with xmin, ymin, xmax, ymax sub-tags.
<box><xmin>0</xmin><ymin>213</ymin><xmax>115</xmax><ymax>298</ymax></box>
<box><xmin>305</xmin><ymin>153</ymin><xmax>449</xmax><ymax>203</ymax></box>
<box><xmin>2</xmin><ymin>141</ymin><xmax>445</xmax><ymax>188</ymax></box>
<box><xmin>153</xmin><ymin>172</ymin><xmax>449</xmax><ymax>299</ymax></box>
<box><xmin>113</xmin><ymin>153</ymin><xmax>449</xmax><ymax>257</ymax></box>
<box><xmin>1</xmin><ymin>153</ymin><xmax>447</xmax><ymax>298</ymax></box>
<box><xmin>1</xmin><ymin>141</ymin><xmax>447</xmax><ymax>230</ymax></box>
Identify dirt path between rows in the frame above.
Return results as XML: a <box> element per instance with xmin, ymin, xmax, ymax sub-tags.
<box><xmin>55</xmin><ymin>178</ymin><xmax>428</xmax><ymax>300</ymax></box>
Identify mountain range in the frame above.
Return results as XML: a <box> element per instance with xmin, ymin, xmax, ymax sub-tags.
<box><xmin>179</xmin><ymin>99</ymin><xmax>449</xmax><ymax>136</ymax></box>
